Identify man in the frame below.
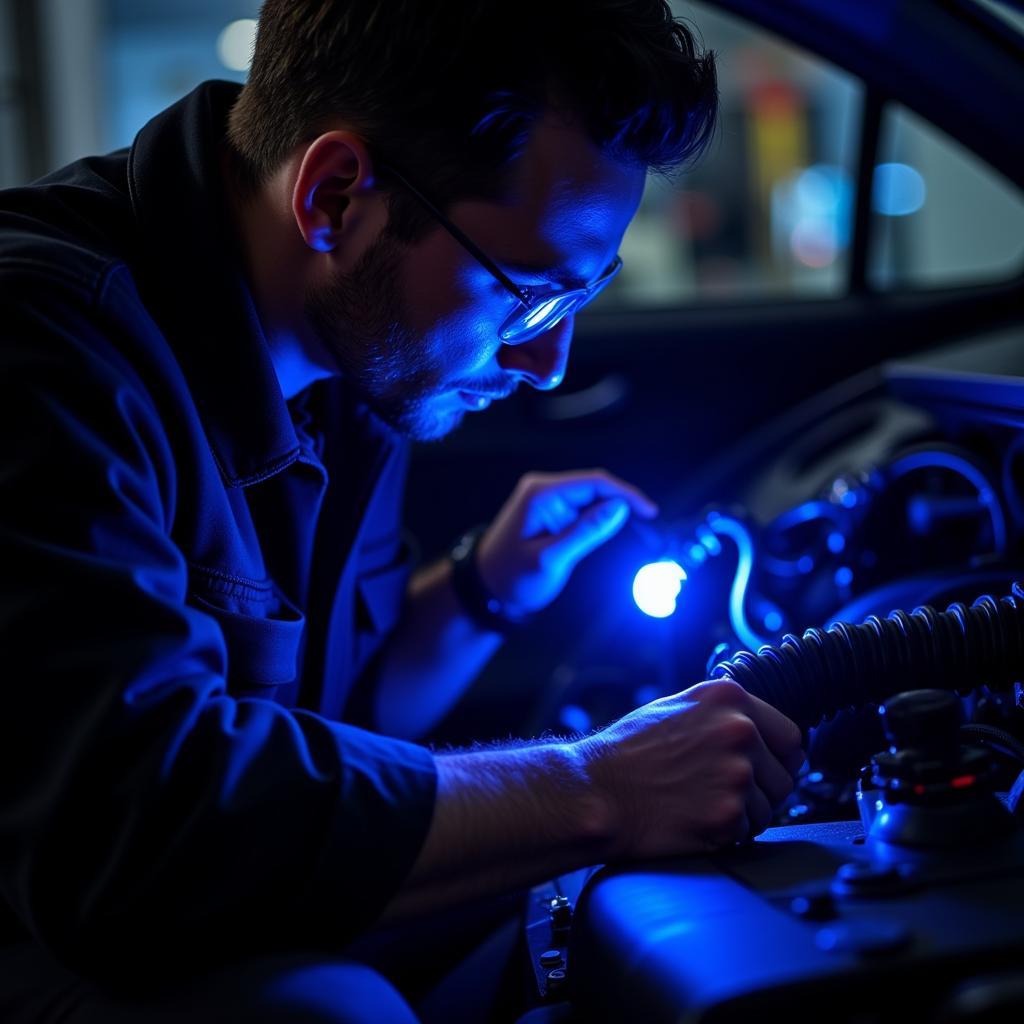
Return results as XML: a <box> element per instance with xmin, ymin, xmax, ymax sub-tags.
<box><xmin>0</xmin><ymin>1</ymin><xmax>803</xmax><ymax>1021</ymax></box>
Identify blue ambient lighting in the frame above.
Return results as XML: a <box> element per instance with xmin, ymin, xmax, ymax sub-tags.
<box><xmin>873</xmin><ymin>163</ymin><xmax>926</xmax><ymax>217</ymax></box>
<box><xmin>559</xmin><ymin>703</ymin><xmax>592</xmax><ymax>734</ymax></box>
<box><xmin>633</xmin><ymin>560</ymin><xmax>687</xmax><ymax>619</ymax></box>
<box><xmin>827</xmin><ymin>531</ymin><xmax>846</xmax><ymax>553</ymax></box>
<box><xmin>763</xmin><ymin>610</ymin><xmax>783</xmax><ymax>632</ymax></box>
<box><xmin>834</xmin><ymin>566</ymin><xmax>854</xmax><ymax>588</ymax></box>
<box><xmin>696</xmin><ymin>524</ymin><xmax>722</xmax><ymax>556</ymax></box>
<box><xmin>888</xmin><ymin>449</ymin><xmax>1007</xmax><ymax>554</ymax></box>
<box><xmin>705</xmin><ymin>515</ymin><xmax>771</xmax><ymax>652</ymax></box>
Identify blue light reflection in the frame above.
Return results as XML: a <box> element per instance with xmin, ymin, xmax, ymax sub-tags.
<box><xmin>873</xmin><ymin>163</ymin><xmax>926</xmax><ymax>217</ymax></box>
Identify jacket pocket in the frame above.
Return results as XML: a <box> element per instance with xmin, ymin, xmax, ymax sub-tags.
<box><xmin>187</xmin><ymin>565</ymin><xmax>305</xmax><ymax>691</ymax></box>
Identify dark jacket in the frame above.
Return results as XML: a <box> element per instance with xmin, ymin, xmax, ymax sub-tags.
<box><xmin>0</xmin><ymin>81</ymin><xmax>436</xmax><ymax>974</ymax></box>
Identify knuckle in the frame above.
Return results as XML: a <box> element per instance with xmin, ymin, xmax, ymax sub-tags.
<box><xmin>708</xmin><ymin>796</ymin><xmax>745</xmax><ymax>832</ymax></box>
<box><xmin>785</xmin><ymin>719</ymin><xmax>803</xmax><ymax>749</ymax></box>
<box><xmin>724</xmin><ymin>758</ymin><xmax>755</xmax><ymax>791</ymax></box>
<box><xmin>716</xmin><ymin>712</ymin><xmax>758</xmax><ymax>750</ymax></box>
<box><xmin>703</xmin><ymin>678</ymin><xmax>748</xmax><ymax>705</ymax></box>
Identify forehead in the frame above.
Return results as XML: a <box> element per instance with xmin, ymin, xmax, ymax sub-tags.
<box><xmin>452</xmin><ymin>110</ymin><xmax>646</xmax><ymax>280</ymax></box>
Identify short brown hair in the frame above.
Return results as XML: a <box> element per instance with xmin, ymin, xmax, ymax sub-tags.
<box><xmin>228</xmin><ymin>0</ymin><xmax>717</xmax><ymax>239</ymax></box>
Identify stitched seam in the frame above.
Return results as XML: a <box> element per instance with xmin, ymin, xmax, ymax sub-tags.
<box><xmin>188</xmin><ymin>561</ymin><xmax>274</xmax><ymax>598</ymax></box>
<box><xmin>216</xmin><ymin>446</ymin><xmax>304</xmax><ymax>488</ymax></box>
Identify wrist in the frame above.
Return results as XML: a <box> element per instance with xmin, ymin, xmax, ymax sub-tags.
<box><xmin>438</xmin><ymin>742</ymin><xmax>615</xmax><ymax>860</ymax></box>
<box><xmin>449</xmin><ymin>525</ymin><xmax>531</xmax><ymax>635</ymax></box>
<box><xmin>569</xmin><ymin>735</ymin><xmax>622</xmax><ymax>860</ymax></box>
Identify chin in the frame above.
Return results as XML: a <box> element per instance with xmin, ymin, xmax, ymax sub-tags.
<box><xmin>380</xmin><ymin>397</ymin><xmax>466</xmax><ymax>443</ymax></box>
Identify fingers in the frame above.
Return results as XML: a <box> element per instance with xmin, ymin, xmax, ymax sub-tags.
<box><xmin>711</xmin><ymin>706</ymin><xmax>795</xmax><ymax>808</ymax></box>
<box><xmin>742</xmin><ymin>690</ymin><xmax>805</xmax><ymax>776</ymax></box>
<box><xmin>516</xmin><ymin>469</ymin><xmax>658</xmax><ymax>521</ymax></box>
<box><xmin>705</xmin><ymin>783</ymin><xmax>771</xmax><ymax>846</ymax></box>
<box><xmin>704</xmin><ymin>759</ymin><xmax>777</xmax><ymax>847</ymax></box>
<box><xmin>691</xmin><ymin>679</ymin><xmax>804</xmax><ymax>778</ymax></box>
<box><xmin>540</xmin><ymin>498</ymin><xmax>630</xmax><ymax>568</ymax></box>
<box><xmin>736</xmin><ymin>713</ymin><xmax>797</xmax><ymax>807</ymax></box>
<box><xmin>745</xmin><ymin>783</ymin><xmax>774</xmax><ymax>838</ymax></box>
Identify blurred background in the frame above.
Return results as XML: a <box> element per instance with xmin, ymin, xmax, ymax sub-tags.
<box><xmin>2</xmin><ymin>0</ymin><xmax>1022</xmax><ymax>303</ymax></box>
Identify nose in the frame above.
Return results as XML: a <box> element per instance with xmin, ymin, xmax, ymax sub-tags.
<box><xmin>496</xmin><ymin>316</ymin><xmax>574</xmax><ymax>391</ymax></box>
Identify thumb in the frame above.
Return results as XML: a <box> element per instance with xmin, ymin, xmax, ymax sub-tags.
<box><xmin>542</xmin><ymin>497</ymin><xmax>630</xmax><ymax>571</ymax></box>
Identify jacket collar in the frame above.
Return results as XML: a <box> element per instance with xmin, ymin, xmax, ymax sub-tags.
<box><xmin>127</xmin><ymin>80</ymin><xmax>301</xmax><ymax>487</ymax></box>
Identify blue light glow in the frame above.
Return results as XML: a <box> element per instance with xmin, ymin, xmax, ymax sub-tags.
<box><xmin>764</xmin><ymin>610</ymin><xmax>783</xmax><ymax>632</ymax></box>
<box><xmin>827</xmin><ymin>531</ymin><xmax>846</xmax><ymax>553</ymax></box>
<box><xmin>706</xmin><ymin>641</ymin><xmax>732</xmax><ymax>676</ymax></box>
<box><xmin>775</xmin><ymin>499</ymin><xmax>842</xmax><ymax>530</ymax></box>
<box><xmin>558</xmin><ymin>703</ymin><xmax>592</xmax><ymax>734</ymax></box>
<box><xmin>696</xmin><ymin>524</ymin><xmax>722</xmax><ymax>556</ymax></box>
<box><xmin>835</xmin><ymin>566</ymin><xmax>854</xmax><ymax>588</ymax></box>
<box><xmin>632</xmin><ymin>560</ymin><xmax>687</xmax><ymax>619</ymax></box>
<box><xmin>872</xmin><ymin>163</ymin><xmax>926</xmax><ymax>217</ymax></box>
<box><xmin>888</xmin><ymin>450</ymin><xmax>1007</xmax><ymax>555</ymax></box>
<box><xmin>706</xmin><ymin>516</ymin><xmax>771</xmax><ymax>652</ymax></box>
<box><xmin>634</xmin><ymin>684</ymin><xmax>659</xmax><ymax>706</ymax></box>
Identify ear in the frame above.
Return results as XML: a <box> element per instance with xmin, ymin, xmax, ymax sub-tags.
<box><xmin>291</xmin><ymin>131</ymin><xmax>382</xmax><ymax>257</ymax></box>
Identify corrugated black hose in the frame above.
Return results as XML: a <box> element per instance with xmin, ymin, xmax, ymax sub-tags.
<box><xmin>713</xmin><ymin>583</ymin><xmax>1024</xmax><ymax>732</ymax></box>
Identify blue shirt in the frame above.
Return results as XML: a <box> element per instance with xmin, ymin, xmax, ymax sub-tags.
<box><xmin>0</xmin><ymin>81</ymin><xmax>437</xmax><ymax>975</ymax></box>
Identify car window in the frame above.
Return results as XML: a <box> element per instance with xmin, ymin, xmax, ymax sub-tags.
<box><xmin>596</xmin><ymin>0</ymin><xmax>863</xmax><ymax>310</ymax></box>
<box><xmin>868</xmin><ymin>103</ymin><xmax>1024</xmax><ymax>290</ymax></box>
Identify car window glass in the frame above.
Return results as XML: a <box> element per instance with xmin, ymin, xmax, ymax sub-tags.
<box><xmin>869</xmin><ymin>104</ymin><xmax>1024</xmax><ymax>290</ymax></box>
<box><xmin>593</xmin><ymin>0</ymin><xmax>862</xmax><ymax>310</ymax></box>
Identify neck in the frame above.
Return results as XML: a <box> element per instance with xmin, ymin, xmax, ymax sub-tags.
<box><xmin>221</xmin><ymin>146</ymin><xmax>338</xmax><ymax>401</ymax></box>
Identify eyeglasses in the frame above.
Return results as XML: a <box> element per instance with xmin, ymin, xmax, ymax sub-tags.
<box><xmin>382</xmin><ymin>166</ymin><xmax>623</xmax><ymax>345</ymax></box>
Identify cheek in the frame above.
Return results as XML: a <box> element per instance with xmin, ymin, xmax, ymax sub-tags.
<box><xmin>399</xmin><ymin>236</ymin><xmax>504</xmax><ymax>372</ymax></box>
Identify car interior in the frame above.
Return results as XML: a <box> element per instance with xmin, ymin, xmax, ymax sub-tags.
<box><xmin>3</xmin><ymin>0</ymin><xmax>1023</xmax><ymax>1020</ymax></box>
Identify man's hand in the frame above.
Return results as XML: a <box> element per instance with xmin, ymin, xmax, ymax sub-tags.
<box><xmin>475</xmin><ymin>468</ymin><xmax>658</xmax><ymax>615</ymax></box>
<box><xmin>384</xmin><ymin>678</ymin><xmax>804</xmax><ymax>920</ymax></box>
<box><xmin>575</xmin><ymin>679</ymin><xmax>805</xmax><ymax>858</ymax></box>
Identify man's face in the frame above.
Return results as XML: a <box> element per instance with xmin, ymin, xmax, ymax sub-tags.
<box><xmin>304</xmin><ymin>111</ymin><xmax>645</xmax><ymax>441</ymax></box>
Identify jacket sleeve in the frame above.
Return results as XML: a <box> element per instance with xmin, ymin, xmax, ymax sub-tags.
<box><xmin>0</xmin><ymin>271</ymin><xmax>437</xmax><ymax>977</ymax></box>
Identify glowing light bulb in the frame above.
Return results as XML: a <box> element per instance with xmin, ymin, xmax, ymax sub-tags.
<box><xmin>633</xmin><ymin>560</ymin><xmax>686</xmax><ymax>619</ymax></box>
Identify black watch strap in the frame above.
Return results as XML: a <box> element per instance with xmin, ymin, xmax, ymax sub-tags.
<box><xmin>449</xmin><ymin>525</ymin><xmax>531</xmax><ymax>635</ymax></box>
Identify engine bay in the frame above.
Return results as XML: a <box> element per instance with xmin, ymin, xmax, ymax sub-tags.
<box><xmin>528</xmin><ymin>326</ymin><xmax>1024</xmax><ymax>1022</ymax></box>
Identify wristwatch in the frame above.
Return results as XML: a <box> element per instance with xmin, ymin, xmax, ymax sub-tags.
<box><xmin>449</xmin><ymin>525</ymin><xmax>532</xmax><ymax>635</ymax></box>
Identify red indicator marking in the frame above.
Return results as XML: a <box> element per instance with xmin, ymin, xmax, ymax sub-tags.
<box><xmin>913</xmin><ymin>784</ymin><xmax>927</xmax><ymax>795</ymax></box>
<box><xmin>950</xmin><ymin>774</ymin><xmax>976</xmax><ymax>789</ymax></box>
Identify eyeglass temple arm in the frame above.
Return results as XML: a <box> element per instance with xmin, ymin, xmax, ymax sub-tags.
<box><xmin>378</xmin><ymin>164</ymin><xmax>530</xmax><ymax>305</ymax></box>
